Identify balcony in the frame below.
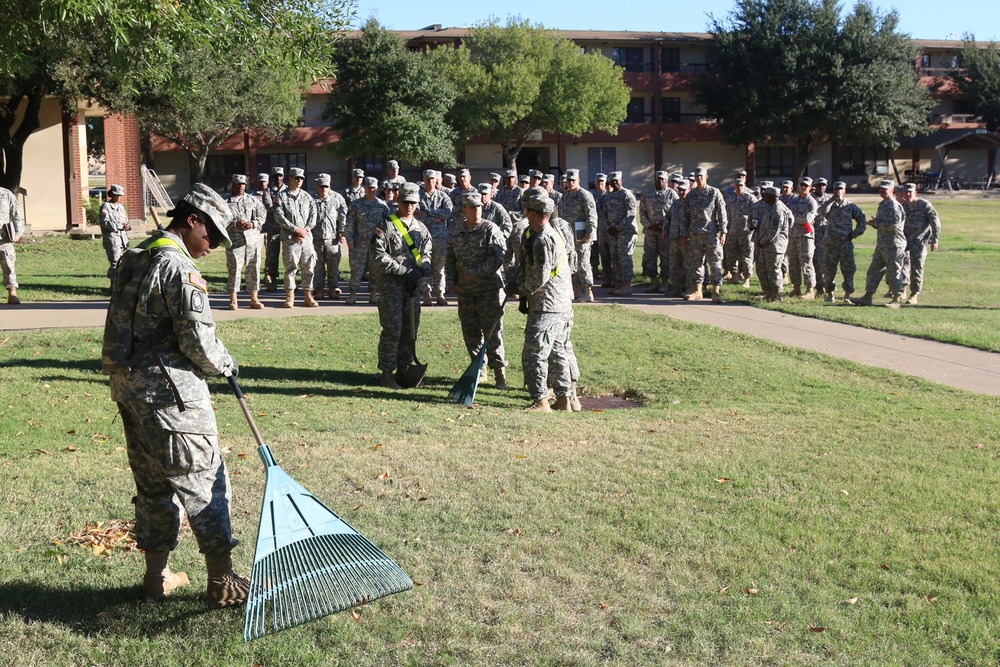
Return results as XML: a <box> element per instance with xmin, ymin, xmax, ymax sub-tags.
<box><xmin>929</xmin><ymin>113</ymin><xmax>984</xmax><ymax>127</ymax></box>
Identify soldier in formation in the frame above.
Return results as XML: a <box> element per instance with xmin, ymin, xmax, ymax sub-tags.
<box><xmin>224</xmin><ymin>174</ymin><xmax>266</xmax><ymax>310</ymax></box>
<box><xmin>681</xmin><ymin>166</ymin><xmax>728</xmax><ymax>303</ymax></box>
<box><xmin>811</xmin><ymin>177</ymin><xmax>830</xmax><ymax>294</ymax></box>
<box><xmin>344</xmin><ymin>168</ymin><xmax>365</xmax><ymax>205</ymax></box>
<box><xmin>722</xmin><ymin>176</ymin><xmax>758</xmax><ymax>288</ymax></box>
<box><xmin>639</xmin><ymin>171</ymin><xmax>676</xmax><ymax>293</ymax></box>
<box><xmin>557</xmin><ymin>168</ymin><xmax>598</xmax><ymax>302</ymax></box>
<box><xmin>752</xmin><ymin>186</ymin><xmax>791</xmax><ymax>303</ymax></box>
<box><xmin>785</xmin><ymin>177</ymin><xmax>818</xmax><ymax>299</ymax></box>
<box><xmin>494</xmin><ymin>168</ymin><xmax>524</xmax><ymax>215</ymax></box>
<box><xmin>100</xmin><ymin>184</ymin><xmax>131</xmax><ymax>285</ymax></box>
<box><xmin>590</xmin><ymin>173</ymin><xmax>608</xmax><ymax>283</ymax></box>
<box><xmin>479</xmin><ymin>182</ymin><xmax>513</xmax><ymax>240</ymax></box>
<box><xmin>898</xmin><ymin>183</ymin><xmax>941</xmax><ymax>305</ymax></box>
<box><xmin>313</xmin><ymin>173</ymin><xmax>348</xmax><ymax>299</ymax></box>
<box><xmin>852</xmin><ymin>180</ymin><xmax>906</xmax><ymax>308</ymax></box>
<box><xmin>601</xmin><ymin>171</ymin><xmax>638</xmax><ymax>296</ymax></box>
<box><xmin>816</xmin><ymin>181</ymin><xmax>866</xmax><ymax>302</ymax></box>
<box><xmin>345</xmin><ymin>177</ymin><xmax>389</xmax><ymax>305</ymax></box>
<box><xmin>0</xmin><ymin>185</ymin><xmax>24</xmax><ymax>304</ymax></box>
<box><xmin>274</xmin><ymin>167</ymin><xmax>318</xmax><ymax>308</ymax></box>
<box><xmin>663</xmin><ymin>176</ymin><xmax>689</xmax><ymax>298</ymax></box>
<box><xmin>415</xmin><ymin>169</ymin><xmax>453</xmax><ymax>306</ymax></box>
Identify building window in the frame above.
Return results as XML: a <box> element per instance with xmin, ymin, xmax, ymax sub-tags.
<box><xmin>662</xmin><ymin>97</ymin><xmax>681</xmax><ymax>123</ymax></box>
<box><xmin>588</xmin><ymin>148</ymin><xmax>616</xmax><ymax>187</ymax></box>
<box><xmin>754</xmin><ymin>146</ymin><xmax>795</xmax><ymax>178</ymax></box>
<box><xmin>612</xmin><ymin>47</ymin><xmax>645</xmax><ymax>73</ymax></box>
<box><xmin>662</xmin><ymin>48</ymin><xmax>680</xmax><ymax>72</ymax></box>
<box><xmin>625</xmin><ymin>97</ymin><xmax>647</xmax><ymax>123</ymax></box>
<box><xmin>920</xmin><ymin>53</ymin><xmax>931</xmax><ymax>69</ymax></box>
<box><xmin>839</xmin><ymin>146</ymin><xmax>889</xmax><ymax>176</ymax></box>
<box><xmin>204</xmin><ymin>154</ymin><xmax>247</xmax><ymax>192</ymax></box>
<box><xmin>256</xmin><ymin>153</ymin><xmax>307</xmax><ymax>179</ymax></box>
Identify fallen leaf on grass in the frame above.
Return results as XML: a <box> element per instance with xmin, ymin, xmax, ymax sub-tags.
<box><xmin>598</xmin><ymin>602</ymin><xmax>610</xmax><ymax>610</ymax></box>
<box><xmin>351</xmin><ymin>610</ymin><xmax>361</xmax><ymax>621</ymax></box>
<box><xmin>924</xmin><ymin>595</ymin><xmax>939</xmax><ymax>603</ymax></box>
<box><xmin>715</xmin><ymin>478</ymin><xmax>731</xmax><ymax>483</ymax></box>
<box><xmin>68</xmin><ymin>519</ymin><xmax>137</xmax><ymax>554</ymax></box>
<box><xmin>35</xmin><ymin>449</ymin><xmax>54</xmax><ymax>455</ymax></box>
<box><xmin>841</xmin><ymin>490</ymin><xmax>849</xmax><ymax>496</ymax></box>
<box><xmin>778</xmin><ymin>621</ymin><xmax>788</xmax><ymax>631</ymax></box>
<box><xmin>67</xmin><ymin>430</ymin><xmax>76</xmax><ymax>435</ymax></box>
<box><xmin>974</xmin><ymin>443</ymin><xmax>984</xmax><ymax>449</ymax></box>
<box><xmin>339</xmin><ymin>447</ymin><xmax>355</xmax><ymax>452</ymax></box>
<box><xmin>515</xmin><ymin>454</ymin><xmax>526</xmax><ymax>459</ymax></box>
<box><xmin>378</xmin><ymin>471</ymin><xmax>391</xmax><ymax>480</ymax></box>
<box><xmin>742</xmin><ymin>587</ymin><xmax>759</xmax><ymax>595</ymax></box>
<box><xmin>880</xmin><ymin>563</ymin><xmax>890</xmax><ymax>571</ymax></box>
<box><xmin>237</xmin><ymin>453</ymin><xmax>249</xmax><ymax>459</ymax></box>
<box><xmin>221</xmin><ymin>446</ymin><xmax>232</xmax><ymax>454</ymax></box>
<box><xmin>353</xmin><ymin>504</ymin><xmax>365</xmax><ymax>511</ymax></box>
<box><xmin>546</xmin><ymin>469</ymin><xmax>556</xmax><ymax>474</ymax></box>
<box><xmin>808</xmin><ymin>625</ymin><xmax>827</xmax><ymax>633</ymax></box>
<box><xmin>65</xmin><ymin>446</ymin><xmax>76</xmax><ymax>452</ymax></box>
<box><xmin>507</xmin><ymin>527</ymin><xmax>523</xmax><ymax>535</ymax></box>
<box><xmin>371</xmin><ymin>443</ymin><xmax>383</xmax><ymax>450</ymax></box>
<box><xmin>417</xmin><ymin>497</ymin><xmax>428</xmax><ymax>502</ymax></box>
<box><xmin>846</xmin><ymin>597</ymin><xmax>859</xmax><ymax>605</ymax></box>
<box><xmin>719</xmin><ymin>586</ymin><xmax>731</xmax><ymax>594</ymax></box>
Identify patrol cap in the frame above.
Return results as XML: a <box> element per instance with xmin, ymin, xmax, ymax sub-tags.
<box><xmin>461</xmin><ymin>193</ymin><xmax>483</xmax><ymax>207</ymax></box>
<box><xmin>502</xmin><ymin>168</ymin><xmax>517</xmax><ymax>178</ymax></box>
<box><xmin>832</xmin><ymin>181</ymin><xmax>847</xmax><ymax>190</ymax></box>
<box><xmin>315</xmin><ymin>174</ymin><xmax>331</xmax><ymax>187</ymax></box>
<box><xmin>352</xmin><ymin>168</ymin><xmax>365</xmax><ymax>178</ymax></box>
<box><xmin>669</xmin><ymin>173</ymin><xmax>684</xmax><ymax>183</ymax></box>
<box><xmin>232</xmin><ymin>174</ymin><xmax>248</xmax><ymax>185</ymax></box>
<box><xmin>520</xmin><ymin>186</ymin><xmax>548</xmax><ymax>201</ymax></box>
<box><xmin>434</xmin><ymin>170</ymin><xmax>443</xmax><ymax>179</ymax></box>
<box><xmin>288</xmin><ymin>167</ymin><xmax>305</xmax><ymax>179</ymax></box>
<box><xmin>878</xmin><ymin>179</ymin><xmax>895</xmax><ymax>190</ymax></box>
<box><xmin>762</xmin><ymin>186</ymin><xmax>780</xmax><ymax>196</ymax></box>
<box><xmin>174</xmin><ymin>183</ymin><xmax>233</xmax><ymax>248</ymax></box>
<box><xmin>489</xmin><ymin>172</ymin><xmax>501</xmax><ymax>181</ymax></box>
<box><xmin>693</xmin><ymin>166</ymin><xmax>708</xmax><ymax>177</ymax></box>
<box><xmin>608</xmin><ymin>171</ymin><xmax>623</xmax><ymax>181</ymax></box>
<box><xmin>386</xmin><ymin>159</ymin><xmax>399</xmax><ymax>169</ymax></box>
<box><xmin>542</xmin><ymin>174</ymin><xmax>555</xmax><ymax>183</ymax></box>
<box><xmin>734</xmin><ymin>168</ymin><xmax>748</xmax><ymax>176</ymax></box>
<box><xmin>257</xmin><ymin>173</ymin><xmax>269</xmax><ymax>183</ymax></box>
<box><xmin>655</xmin><ymin>171</ymin><xmax>669</xmax><ymax>180</ymax></box>
<box><xmin>399</xmin><ymin>183</ymin><xmax>420</xmax><ymax>203</ymax></box>
<box><xmin>382</xmin><ymin>179</ymin><xmax>399</xmax><ymax>190</ymax></box>
<box><xmin>903</xmin><ymin>182</ymin><xmax>917</xmax><ymax>192</ymax></box>
<box><xmin>595</xmin><ymin>173</ymin><xmax>607</xmax><ymax>181</ymax></box>
<box><xmin>458</xmin><ymin>168</ymin><xmax>471</xmax><ymax>177</ymax></box>
<box><xmin>271</xmin><ymin>166</ymin><xmax>284</xmax><ymax>176</ymax></box>
<box><xmin>363</xmin><ymin>177</ymin><xmax>379</xmax><ymax>188</ymax></box>
<box><xmin>528</xmin><ymin>169</ymin><xmax>544</xmax><ymax>179</ymax></box>
<box><xmin>800</xmin><ymin>176</ymin><xmax>813</xmax><ymax>186</ymax></box>
<box><xmin>522</xmin><ymin>193</ymin><xmax>555</xmax><ymax>214</ymax></box>
<box><xmin>760</xmin><ymin>180</ymin><xmax>774</xmax><ymax>188</ymax></box>
<box><xmin>108</xmin><ymin>184</ymin><xmax>125</xmax><ymax>196</ymax></box>
<box><xmin>443</xmin><ymin>173</ymin><xmax>457</xmax><ymax>185</ymax></box>
<box><xmin>735</xmin><ymin>177</ymin><xmax>746</xmax><ymax>185</ymax></box>
<box><xmin>676</xmin><ymin>180</ymin><xmax>690</xmax><ymax>191</ymax></box>
<box><xmin>565</xmin><ymin>169</ymin><xmax>580</xmax><ymax>180</ymax></box>
<box><xmin>423</xmin><ymin>168</ymin><xmax>437</xmax><ymax>180</ymax></box>
<box><xmin>781</xmin><ymin>180</ymin><xmax>794</xmax><ymax>188</ymax></box>
<box><xmin>477</xmin><ymin>183</ymin><xmax>493</xmax><ymax>194</ymax></box>
<box><xmin>815</xmin><ymin>177</ymin><xmax>828</xmax><ymax>186</ymax></box>
<box><xmin>518</xmin><ymin>174</ymin><xmax>530</xmax><ymax>184</ymax></box>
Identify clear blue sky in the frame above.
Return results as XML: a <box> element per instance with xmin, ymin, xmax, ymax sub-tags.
<box><xmin>351</xmin><ymin>0</ymin><xmax>997</xmax><ymax>42</ymax></box>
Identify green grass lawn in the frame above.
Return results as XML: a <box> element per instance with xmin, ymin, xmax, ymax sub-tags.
<box><xmin>1</xmin><ymin>308</ymin><xmax>998</xmax><ymax>666</ymax></box>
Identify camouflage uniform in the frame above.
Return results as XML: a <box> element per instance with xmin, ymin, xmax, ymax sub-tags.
<box><xmin>344</xmin><ymin>185</ymin><xmax>365</xmax><ymax>206</ymax></box>
<box><xmin>370</xmin><ymin>214</ymin><xmax>432</xmax><ymax>372</ymax></box>
<box><xmin>752</xmin><ymin>198</ymin><xmax>792</xmax><ymax>298</ymax></box>
<box><xmin>864</xmin><ymin>197</ymin><xmax>906</xmax><ymax>296</ymax></box>
<box><xmin>1</xmin><ymin>186</ymin><xmax>24</xmax><ymax>289</ymax></box>
<box><xmin>812</xmin><ymin>191</ymin><xmax>832</xmax><ymax>291</ymax></box>
<box><xmin>517</xmin><ymin>223</ymin><xmax>573</xmax><ymax>401</ymax></box>
<box><xmin>591</xmin><ymin>186</ymin><xmax>609</xmax><ymax>282</ymax></box>
<box><xmin>900</xmin><ymin>197</ymin><xmax>941</xmax><ymax>295</ymax></box>
<box><xmin>558</xmin><ymin>188</ymin><xmax>598</xmax><ymax>291</ymax></box>
<box><xmin>102</xmin><ymin>229</ymin><xmax>238</xmax><ymax>556</ymax></box>
<box><xmin>314</xmin><ymin>190</ymin><xmax>348</xmax><ymax>294</ymax></box>
<box><xmin>261</xmin><ymin>183</ymin><xmax>287</xmax><ymax>288</ymax></box>
<box><xmin>274</xmin><ymin>189</ymin><xmax>317</xmax><ymax>291</ymax></box>
<box><xmin>449</xmin><ymin>186</ymin><xmax>478</xmax><ymax>231</ymax></box>
<box><xmin>723</xmin><ymin>189</ymin><xmax>758</xmax><ymax>282</ymax></box>
<box><xmin>682</xmin><ymin>185</ymin><xmax>728</xmax><ymax>289</ymax></box>
<box><xmin>482</xmin><ymin>200</ymin><xmax>513</xmax><ymax>240</ymax></box>
<box><xmin>505</xmin><ymin>218</ymin><xmax>530</xmax><ymax>287</ymax></box>
<box><xmin>602</xmin><ymin>188</ymin><xmax>638</xmax><ymax>284</ymax></box>
<box><xmin>100</xmin><ymin>201</ymin><xmax>130</xmax><ymax>281</ymax></box>
<box><xmin>346</xmin><ymin>197</ymin><xmax>390</xmax><ymax>298</ymax></box>
<box><xmin>445</xmin><ymin>220</ymin><xmax>508</xmax><ymax>370</ymax></box>
<box><xmin>417</xmin><ymin>188</ymin><xmax>453</xmax><ymax>300</ymax></box>
<box><xmin>665</xmin><ymin>195</ymin><xmax>688</xmax><ymax>294</ymax></box>
<box><xmin>785</xmin><ymin>195</ymin><xmax>818</xmax><ymax>290</ymax></box>
<box><xmin>639</xmin><ymin>187</ymin><xmax>677</xmax><ymax>284</ymax></box>
<box><xmin>224</xmin><ymin>192</ymin><xmax>266</xmax><ymax>293</ymax></box>
<box><xmin>495</xmin><ymin>185</ymin><xmax>524</xmax><ymax>215</ymax></box>
<box><xmin>817</xmin><ymin>197</ymin><xmax>866</xmax><ymax>295</ymax></box>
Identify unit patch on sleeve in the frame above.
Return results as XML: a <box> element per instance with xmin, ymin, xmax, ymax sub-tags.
<box><xmin>189</xmin><ymin>272</ymin><xmax>209</xmax><ymax>293</ymax></box>
<box><xmin>190</xmin><ymin>289</ymin><xmax>205</xmax><ymax>313</ymax></box>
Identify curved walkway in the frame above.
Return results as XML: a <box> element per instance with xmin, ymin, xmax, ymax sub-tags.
<box><xmin>2</xmin><ymin>288</ymin><xmax>999</xmax><ymax>397</ymax></box>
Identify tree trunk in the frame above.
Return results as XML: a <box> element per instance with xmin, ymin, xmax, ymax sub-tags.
<box><xmin>195</xmin><ymin>146</ymin><xmax>210</xmax><ymax>182</ymax></box>
<box><xmin>502</xmin><ymin>134</ymin><xmax>531</xmax><ymax>170</ymax></box>
<box><xmin>0</xmin><ymin>84</ymin><xmax>45</xmax><ymax>192</ymax></box>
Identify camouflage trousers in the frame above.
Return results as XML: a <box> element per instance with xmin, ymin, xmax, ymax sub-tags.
<box><xmin>864</xmin><ymin>241</ymin><xmax>905</xmax><ymax>296</ymax></box>
<box><xmin>641</xmin><ymin>231</ymin><xmax>668</xmax><ymax>280</ymax></box>
<box><xmin>755</xmin><ymin>246</ymin><xmax>785</xmax><ymax>296</ymax></box>
<box><xmin>899</xmin><ymin>238</ymin><xmax>930</xmax><ymax>294</ymax></box>
<box><xmin>0</xmin><ymin>242</ymin><xmax>16</xmax><ymax>289</ymax></box>
<box><xmin>523</xmin><ymin>311</ymin><xmax>573</xmax><ymax>400</ymax></box>
<box><xmin>263</xmin><ymin>233</ymin><xmax>281</xmax><ymax>286</ymax></box>
<box><xmin>104</xmin><ymin>233</ymin><xmax>129</xmax><ymax>282</ymax></box>
<box><xmin>787</xmin><ymin>236</ymin><xmax>815</xmax><ymax>288</ymax></box>
<box><xmin>684</xmin><ymin>233</ymin><xmax>723</xmax><ymax>289</ymax></box>
<box><xmin>550</xmin><ymin>312</ymin><xmax>579</xmax><ymax>385</ymax></box>
<box><xmin>723</xmin><ymin>232</ymin><xmax>754</xmax><ymax>281</ymax></box>
<box><xmin>377</xmin><ymin>283</ymin><xmax>419</xmax><ymax>372</ymax></box>
<box><xmin>607</xmin><ymin>232</ymin><xmax>636</xmax><ymax>284</ymax></box>
<box><xmin>348</xmin><ymin>240</ymin><xmax>376</xmax><ymax>299</ymax></box>
<box><xmin>573</xmin><ymin>241</ymin><xmax>594</xmax><ymax>290</ymax></box>
<box><xmin>457</xmin><ymin>288</ymin><xmax>507</xmax><ymax>369</ymax></box>
<box><xmin>596</xmin><ymin>226</ymin><xmax>612</xmax><ymax>284</ymax></box>
<box><xmin>667</xmin><ymin>238</ymin><xmax>686</xmax><ymax>293</ymax></box>
<box><xmin>421</xmin><ymin>223</ymin><xmax>449</xmax><ymax>299</ymax></box>
<box><xmin>313</xmin><ymin>237</ymin><xmax>342</xmax><ymax>294</ymax></box>
<box><xmin>225</xmin><ymin>234</ymin><xmax>262</xmax><ymax>293</ymax></box>
<box><xmin>282</xmin><ymin>238</ymin><xmax>316</xmax><ymax>291</ymax></box>
<box><xmin>118</xmin><ymin>400</ymin><xmax>238</xmax><ymax>556</ymax></box>
<box><xmin>812</xmin><ymin>225</ymin><xmax>827</xmax><ymax>290</ymax></box>
<box><xmin>822</xmin><ymin>237</ymin><xmax>857</xmax><ymax>295</ymax></box>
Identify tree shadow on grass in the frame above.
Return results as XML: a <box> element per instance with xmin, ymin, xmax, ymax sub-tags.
<box><xmin>14</xmin><ymin>282</ymin><xmax>110</xmax><ymax>300</ymax></box>
<box><xmin>0</xmin><ymin>581</ymin><xmax>223</xmax><ymax>638</ymax></box>
<box><xmin>225</xmin><ymin>366</ymin><xmax>460</xmax><ymax>404</ymax></box>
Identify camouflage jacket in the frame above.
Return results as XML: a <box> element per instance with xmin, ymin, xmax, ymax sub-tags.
<box><xmin>417</xmin><ymin>188</ymin><xmax>453</xmax><ymax>228</ymax></box>
<box><xmin>370</xmin><ymin>214</ymin><xmax>432</xmax><ymax>287</ymax></box>
<box><xmin>274</xmin><ymin>188</ymin><xmax>317</xmax><ymax>243</ymax></box>
<box><xmin>100</xmin><ymin>202</ymin><xmax>129</xmax><ymax>240</ymax></box>
<box><xmin>818</xmin><ymin>198</ymin><xmax>866</xmax><ymax>242</ymax></box>
<box><xmin>345</xmin><ymin>196</ymin><xmax>390</xmax><ymax>247</ymax></box>
<box><xmin>494</xmin><ymin>185</ymin><xmax>524</xmax><ymax>214</ymax></box>
<box><xmin>639</xmin><ymin>187</ymin><xmax>677</xmax><ymax>235</ymax></box>
<box><xmin>225</xmin><ymin>193</ymin><xmax>266</xmax><ymax>248</ymax></box>
<box><xmin>558</xmin><ymin>188</ymin><xmax>598</xmax><ymax>242</ymax></box>
<box><xmin>752</xmin><ymin>200</ymin><xmax>791</xmax><ymax>254</ymax></box>
<box><xmin>314</xmin><ymin>191</ymin><xmax>348</xmax><ymax>241</ymax></box>
<box><xmin>666</xmin><ymin>197</ymin><xmax>687</xmax><ymax>240</ymax></box>
<box><xmin>449</xmin><ymin>186</ymin><xmax>479</xmax><ymax>230</ymax></box>
<box><xmin>902</xmin><ymin>198</ymin><xmax>941</xmax><ymax>244</ymax></box>
<box><xmin>261</xmin><ymin>184</ymin><xmax>287</xmax><ymax>234</ymax></box>
<box><xmin>482</xmin><ymin>200</ymin><xmax>513</xmax><ymax>240</ymax></box>
<box><xmin>344</xmin><ymin>185</ymin><xmax>365</xmax><ymax>206</ymax></box>
<box><xmin>517</xmin><ymin>223</ymin><xmax>573</xmax><ymax>313</ymax></box>
<box><xmin>724</xmin><ymin>190</ymin><xmax>759</xmax><ymax>234</ymax></box>
<box><xmin>445</xmin><ymin>220</ymin><xmax>506</xmax><ymax>295</ymax></box>
<box><xmin>602</xmin><ymin>188</ymin><xmax>638</xmax><ymax>236</ymax></box>
<box><xmin>812</xmin><ymin>193</ymin><xmax>832</xmax><ymax>226</ymax></box>
<box><xmin>873</xmin><ymin>198</ymin><xmax>906</xmax><ymax>247</ymax></box>
<box><xmin>683</xmin><ymin>185</ymin><xmax>728</xmax><ymax>237</ymax></box>
<box><xmin>0</xmin><ymin>186</ymin><xmax>24</xmax><ymax>243</ymax></box>
<box><xmin>786</xmin><ymin>195</ymin><xmax>818</xmax><ymax>238</ymax></box>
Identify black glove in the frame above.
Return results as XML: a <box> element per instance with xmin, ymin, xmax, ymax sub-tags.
<box><xmin>518</xmin><ymin>295</ymin><xmax>529</xmax><ymax>314</ymax></box>
<box><xmin>403</xmin><ymin>268</ymin><xmax>421</xmax><ymax>294</ymax></box>
<box><xmin>227</xmin><ymin>355</ymin><xmax>239</xmax><ymax>378</ymax></box>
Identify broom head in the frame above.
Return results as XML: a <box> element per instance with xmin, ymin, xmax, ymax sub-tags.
<box><xmin>244</xmin><ymin>445</ymin><xmax>413</xmax><ymax>642</ymax></box>
<box><xmin>448</xmin><ymin>346</ymin><xmax>487</xmax><ymax>406</ymax></box>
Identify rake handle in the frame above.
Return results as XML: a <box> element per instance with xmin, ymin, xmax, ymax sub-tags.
<box><xmin>226</xmin><ymin>374</ymin><xmax>276</xmax><ymax>467</ymax></box>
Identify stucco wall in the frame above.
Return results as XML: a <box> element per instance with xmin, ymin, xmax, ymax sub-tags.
<box><xmin>20</xmin><ymin>99</ymin><xmax>68</xmax><ymax>231</ymax></box>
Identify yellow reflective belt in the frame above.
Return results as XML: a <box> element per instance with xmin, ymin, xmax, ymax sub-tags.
<box><xmin>525</xmin><ymin>228</ymin><xmax>565</xmax><ymax>278</ymax></box>
<box><xmin>146</xmin><ymin>237</ymin><xmax>186</xmax><ymax>254</ymax></box>
<box><xmin>390</xmin><ymin>215</ymin><xmax>422</xmax><ymax>263</ymax></box>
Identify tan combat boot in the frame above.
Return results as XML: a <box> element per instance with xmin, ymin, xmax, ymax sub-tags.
<box><xmin>380</xmin><ymin>369</ymin><xmax>401</xmax><ymax>389</ymax></box>
<box><xmin>249</xmin><ymin>291</ymin><xmax>263</xmax><ymax>309</ymax></box>
<box><xmin>711</xmin><ymin>285</ymin><xmax>724</xmax><ymax>303</ymax></box>
<box><xmin>283</xmin><ymin>289</ymin><xmax>295</xmax><ymax>308</ymax></box>
<box><xmin>614</xmin><ymin>283</ymin><xmax>633</xmax><ymax>296</ymax></box>
<box><xmin>886</xmin><ymin>294</ymin><xmax>902</xmax><ymax>309</ymax></box>
<box><xmin>525</xmin><ymin>398</ymin><xmax>552</xmax><ymax>412</ymax></box>
<box><xmin>494</xmin><ymin>367</ymin><xmax>508</xmax><ymax>390</ymax></box>
<box><xmin>582</xmin><ymin>286</ymin><xmax>595</xmax><ymax>302</ymax></box>
<box><xmin>552</xmin><ymin>395</ymin><xmax>573</xmax><ymax>411</ymax></box>
<box><xmin>205</xmin><ymin>553</ymin><xmax>250</xmax><ymax>609</ymax></box>
<box><xmin>7</xmin><ymin>287</ymin><xmax>20</xmax><ymax>305</ymax></box>
<box><xmin>906</xmin><ymin>291</ymin><xmax>919</xmax><ymax>305</ymax></box>
<box><xmin>228</xmin><ymin>292</ymin><xmax>239</xmax><ymax>310</ymax></box>
<box><xmin>742</xmin><ymin>278</ymin><xmax>751</xmax><ymax>288</ymax></box>
<box><xmin>422</xmin><ymin>291</ymin><xmax>432</xmax><ymax>306</ymax></box>
<box><xmin>303</xmin><ymin>290</ymin><xmax>319</xmax><ymax>307</ymax></box>
<box><xmin>143</xmin><ymin>550</ymin><xmax>190</xmax><ymax>600</ymax></box>
<box><xmin>436</xmin><ymin>294</ymin><xmax>448</xmax><ymax>306</ymax></box>
<box><xmin>684</xmin><ymin>286</ymin><xmax>704</xmax><ymax>302</ymax></box>
<box><xmin>479</xmin><ymin>363</ymin><xmax>489</xmax><ymax>384</ymax></box>
<box><xmin>801</xmin><ymin>287</ymin><xmax>815</xmax><ymax>300</ymax></box>
<box><xmin>570</xmin><ymin>383</ymin><xmax>583</xmax><ymax>412</ymax></box>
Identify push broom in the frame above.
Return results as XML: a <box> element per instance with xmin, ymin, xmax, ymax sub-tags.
<box><xmin>227</xmin><ymin>375</ymin><xmax>413</xmax><ymax>642</ymax></box>
<box><xmin>448</xmin><ymin>318</ymin><xmax>502</xmax><ymax>407</ymax></box>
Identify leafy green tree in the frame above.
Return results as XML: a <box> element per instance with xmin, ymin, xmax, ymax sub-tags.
<box><xmin>427</xmin><ymin>17</ymin><xmax>631</xmax><ymax>168</ymax></box>
<box><xmin>694</xmin><ymin>0</ymin><xmax>932</xmax><ymax>179</ymax></box>
<box><xmin>951</xmin><ymin>36</ymin><xmax>1000</xmax><ymax>132</ymax></box>
<box><xmin>0</xmin><ymin>0</ymin><xmax>350</xmax><ymax>191</ymax></box>
<box><xmin>323</xmin><ymin>19</ymin><xmax>458</xmax><ymax>167</ymax></box>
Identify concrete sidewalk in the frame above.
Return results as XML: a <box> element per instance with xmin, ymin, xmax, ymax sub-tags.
<box><xmin>2</xmin><ymin>288</ymin><xmax>999</xmax><ymax>397</ymax></box>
